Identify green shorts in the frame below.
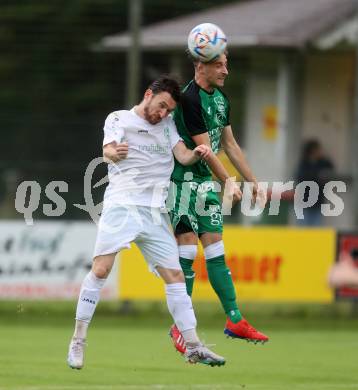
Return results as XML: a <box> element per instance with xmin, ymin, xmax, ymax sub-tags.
<box><xmin>167</xmin><ymin>178</ymin><xmax>223</xmax><ymax>235</ymax></box>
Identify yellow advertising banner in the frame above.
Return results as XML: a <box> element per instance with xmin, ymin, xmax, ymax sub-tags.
<box><xmin>119</xmin><ymin>227</ymin><xmax>336</xmax><ymax>302</ymax></box>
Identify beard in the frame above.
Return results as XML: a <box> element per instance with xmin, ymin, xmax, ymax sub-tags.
<box><xmin>144</xmin><ymin>101</ymin><xmax>160</xmax><ymax>125</ymax></box>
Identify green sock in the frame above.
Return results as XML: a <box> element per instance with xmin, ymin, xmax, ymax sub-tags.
<box><xmin>206</xmin><ymin>255</ymin><xmax>242</xmax><ymax>323</ymax></box>
<box><xmin>179</xmin><ymin>257</ymin><xmax>195</xmax><ymax>297</ymax></box>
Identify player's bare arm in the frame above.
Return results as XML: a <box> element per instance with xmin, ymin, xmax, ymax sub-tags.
<box><xmin>103</xmin><ymin>141</ymin><xmax>128</xmax><ymax>163</ymax></box>
<box><xmin>221</xmin><ymin>125</ymin><xmax>256</xmax><ymax>183</ymax></box>
<box><xmin>221</xmin><ymin>125</ymin><xmax>266</xmax><ymax>206</ymax></box>
<box><xmin>192</xmin><ymin>132</ymin><xmax>242</xmax><ymax>201</ymax></box>
<box><xmin>172</xmin><ymin>141</ymin><xmax>211</xmax><ymax>165</ymax></box>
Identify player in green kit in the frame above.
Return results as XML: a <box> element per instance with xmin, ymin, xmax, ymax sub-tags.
<box><xmin>168</xmin><ymin>52</ymin><xmax>269</xmax><ymax>354</ymax></box>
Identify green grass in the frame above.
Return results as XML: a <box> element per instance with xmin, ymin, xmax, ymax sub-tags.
<box><xmin>1</xmin><ymin>302</ymin><xmax>358</xmax><ymax>390</ymax></box>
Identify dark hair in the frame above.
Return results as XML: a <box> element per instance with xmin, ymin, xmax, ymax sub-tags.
<box><xmin>186</xmin><ymin>48</ymin><xmax>229</xmax><ymax>66</ymax></box>
<box><xmin>148</xmin><ymin>75</ymin><xmax>181</xmax><ymax>103</ymax></box>
<box><xmin>302</xmin><ymin>139</ymin><xmax>321</xmax><ymax>159</ymax></box>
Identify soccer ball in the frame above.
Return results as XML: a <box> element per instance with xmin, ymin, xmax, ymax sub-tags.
<box><xmin>187</xmin><ymin>23</ymin><xmax>227</xmax><ymax>63</ymax></box>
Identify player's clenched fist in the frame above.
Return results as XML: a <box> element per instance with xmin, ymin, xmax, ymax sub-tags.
<box><xmin>256</xmin><ymin>188</ymin><xmax>267</xmax><ymax>209</ymax></box>
<box><xmin>225</xmin><ymin>178</ymin><xmax>242</xmax><ymax>203</ymax></box>
<box><xmin>114</xmin><ymin>142</ymin><xmax>129</xmax><ymax>161</ymax></box>
<box><xmin>233</xmin><ymin>184</ymin><xmax>243</xmax><ymax>202</ymax></box>
<box><xmin>251</xmin><ymin>182</ymin><xmax>267</xmax><ymax>209</ymax></box>
<box><xmin>103</xmin><ymin>141</ymin><xmax>128</xmax><ymax>163</ymax></box>
<box><xmin>193</xmin><ymin>144</ymin><xmax>211</xmax><ymax>159</ymax></box>
<box><xmin>231</xmin><ymin>181</ymin><xmax>242</xmax><ymax>202</ymax></box>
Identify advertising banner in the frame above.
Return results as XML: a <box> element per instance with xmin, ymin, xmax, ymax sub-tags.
<box><xmin>335</xmin><ymin>232</ymin><xmax>358</xmax><ymax>300</ymax></box>
<box><xmin>0</xmin><ymin>221</ymin><xmax>117</xmax><ymax>299</ymax></box>
<box><xmin>119</xmin><ymin>227</ymin><xmax>336</xmax><ymax>302</ymax></box>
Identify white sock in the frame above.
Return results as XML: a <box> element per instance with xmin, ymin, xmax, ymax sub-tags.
<box><xmin>182</xmin><ymin>328</ymin><xmax>200</xmax><ymax>346</ymax></box>
<box><xmin>178</xmin><ymin>245</ymin><xmax>197</xmax><ymax>260</ymax></box>
<box><xmin>165</xmin><ymin>282</ymin><xmax>199</xmax><ymax>344</ymax></box>
<box><xmin>204</xmin><ymin>240</ymin><xmax>225</xmax><ymax>260</ymax></box>
<box><xmin>74</xmin><ymin>271</ymin><xmax>107</xmax><ymax>338</ymax></box>
<box><xmin>73</xmin><ymin>320</ymin><xmax>88</xmax><ymax>339</ymax></box>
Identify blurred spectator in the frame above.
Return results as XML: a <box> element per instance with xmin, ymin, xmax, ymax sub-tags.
<box><xmin>328</xmin><ymin>252</ymin><xmax>358</xmax><ymax>288</ymax></box>
<box><xmin>0</xmin><ymin>169</ymin><xmax>21</xmax><ymax>218</ymax></box>
<box><xmin>296</xmin><ymin>139</ymin><xmax>334</xmax><ymax>226</ymax></box>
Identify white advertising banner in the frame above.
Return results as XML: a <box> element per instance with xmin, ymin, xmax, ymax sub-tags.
<box><xmin>0</xmin><ymin>221</ymin><xmax>118</xmax><ymax>299</ymax></box>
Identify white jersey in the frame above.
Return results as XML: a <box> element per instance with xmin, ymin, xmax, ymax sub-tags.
<box><xmin>102</xmin><ymin>108</ymin><xmax>181</xmax><ymax>208</ymax></box>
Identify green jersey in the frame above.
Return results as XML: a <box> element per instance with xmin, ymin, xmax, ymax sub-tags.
<box><xmin>171</xmin><ymin>79</ymin><xmax>230</xmax><ymax>182</ymax></box>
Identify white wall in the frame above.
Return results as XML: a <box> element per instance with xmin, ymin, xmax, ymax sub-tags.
<box><xmin>302</xmin><ymin>53</ymin><xmax>354</xmax><ymax>173</ymax></box>
<box><xmin>243</xmin><ymin>51</ymin><xmax>355</xmax><ymax>228</ymax></box>
<box><xmin>244</xmin><ymin>53</ymin><xmax>302</xmax><ymax>183</ymax></box>
<box><xmin>301</xmin><ymin>52</ymin><xmax>355</xmax><ymax>229</ymax></box>
<box><xmin>245</xmin><ymin>69</ymin><xmax>281</xmax><ymax>182</ymax></box>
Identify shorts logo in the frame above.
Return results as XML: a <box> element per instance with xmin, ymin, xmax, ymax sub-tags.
<box><xmin>210</xmin><ymin>210</ymin><xmax>222</xmax><ymax>226</ymax></box>
<box><xmin>82</xmin><ymin>297</ymin><xmax>96</xmax><ymax>305</ymax></box>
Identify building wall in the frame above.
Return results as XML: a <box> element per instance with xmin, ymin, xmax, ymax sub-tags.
<box><xmin>302</xmin><ymin>52</ymin><xmax>355</xmax><ymax>173</ymax></box>
<box><xmin>243</xmin><ymin>51</ymin><xmax>355</xmax><ymax>228</ymax></box>
<box><xmin>244</xmin><ymin>52</ymin><xmax>281</xmax><ymax>182</ymax></box>
<box><xmin>245</xmin><ymin>71</ymin><xmax>280</xmax><ymax>181</ymax></box>
<box><xmin>301</xmin><ymin>52</ymin><xmax>355</xmax><ymax>229</ymax></box>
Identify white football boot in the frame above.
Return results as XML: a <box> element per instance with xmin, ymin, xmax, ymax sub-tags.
<box><xmin>67</xmin><ymin>337</ymin><xmax>86</xmax><ymax>369</ymax></box>
<box><xmin>184</xmin><ymin>343</ymin><xmax>226</xmax><ymax>367</ymax></box>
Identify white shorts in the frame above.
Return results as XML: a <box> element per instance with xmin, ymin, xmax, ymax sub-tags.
<box><xmin>94</xmin><ymin>205</ymin><xmax>180</xmax><ymax>272</ymax></box>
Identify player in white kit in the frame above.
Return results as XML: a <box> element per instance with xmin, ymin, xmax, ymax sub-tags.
<box><xmin>67</xmin><ymin>76</ymin><xmax>226</xmax><ymax>368</ymax></box>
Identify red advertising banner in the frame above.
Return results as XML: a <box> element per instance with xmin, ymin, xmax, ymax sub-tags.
<box><xmin>335</xmin><ymin>232</ymin><xmax>358</xmax><ymax>300</ymax></box>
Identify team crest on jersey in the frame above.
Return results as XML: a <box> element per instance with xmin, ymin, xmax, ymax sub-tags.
<box><xmin>163</xmin><ymin>126</ymin><xmax>171</xmax><ymax>142</ymax></box>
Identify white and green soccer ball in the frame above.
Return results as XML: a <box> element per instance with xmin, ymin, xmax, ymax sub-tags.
<box><xmin>187</xmin><ymin>23</ymin><xmax>227</xmax><ymax>63</ymax></box>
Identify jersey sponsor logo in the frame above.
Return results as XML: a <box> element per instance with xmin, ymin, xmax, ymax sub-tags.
<box><xmin>214</xmin><ymin>96</ymin><xmax>226</xmax><ymax>126</ymax></box>
<box><xmin>138</xmin><ymin>129</ymin><xmax>149</xmax><ymax>134</ymax></box>
<box><xmin>214</xmin><ymin>96</ymin><xmax>225</xmax><ymax>110</ymax></box>
<box><xmin>209</xmin><ymin>126</ymin><xmax>222</xmax><ymax>153</ymax></box>
<box><xmin>138</xmin><ymin>144</ymin><xmax>169</xmax><ymax>155</ymax></box>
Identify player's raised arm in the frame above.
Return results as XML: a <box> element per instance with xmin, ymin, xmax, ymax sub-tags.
<box><xmin>190</xmin><ymin>132</ymin><xmax>233</xmax><ymax>183</ymax></box>
<box><xmin>220</xmin><ymin>124</ymin><xmax>267</xmax><ymax>205</ymax></box>
<box><xmin>192</xmin><ymin>133</ymin><xmax>242</xmax><ymax>202</ymax></box>
<box><xmin>221</xmin><ymin>125</ymin><xmax>256</xmax><ymax>184</ymax></box>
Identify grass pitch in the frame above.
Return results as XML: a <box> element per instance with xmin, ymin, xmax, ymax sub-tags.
<box><xmin>1</xmin><ymin>303</ymin><xmax>358</xmax><ymax>390</ymax></box>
